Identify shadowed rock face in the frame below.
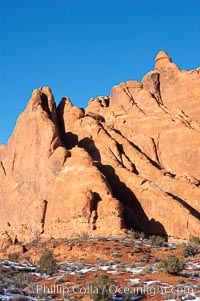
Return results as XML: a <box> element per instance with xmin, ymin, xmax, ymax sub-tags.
<box><xmin>0</xmin><ymin>51</ymin><xmax>200</xmax><ymax>246</ymax></box>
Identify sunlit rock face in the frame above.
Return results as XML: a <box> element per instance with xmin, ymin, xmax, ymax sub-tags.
<box><xmin>0</xmin><ymin>51</ymin><xmax>200</xmax><ymax>246</ymax></box>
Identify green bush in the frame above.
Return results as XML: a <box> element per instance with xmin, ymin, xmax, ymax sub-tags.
<box><xmin>8</xmin><ymin>252</ymin><xmax>19</xmax><ymax>261</ymax></box>
<box><xmin>131</xmin><ymin>247</ymin><xmax>142</xmax><ymax>254</ymax></box>
<box><xmin>182</xmin><ymin>243</ymin><xmax>198</xmax><ymax>257</ymax></box>
<box><xmin>157</xmin><ymin>255</ymin><xmax>185</xmax><ymax>275</ymax></box>
<box><xmin>130</xmin><ymin>229</ymin><xmax>145</xmax><ymax>240</ymax></box>
<box><xmin>37</xmin><ymin>249</ymin><xmax>57</xmax><ymax>275</ymax></box>
<box><xmin>90</xmin><ymin>274</ymin><xmax>116</xmax><ymax>301</ymax></box>
<box><xmin>189</xmin><ymin>236</ymin><xmax>200</xmax><ymax>244</ymax></box>
<box><xmin>112</xmin><ymin>252</ymin><xmax>121</xmax><ymax>258</ymax></box>
<box><xmin>149</xmin><ymin>235</ymin><xmax>166</xmax><ymax>247</ymax></box>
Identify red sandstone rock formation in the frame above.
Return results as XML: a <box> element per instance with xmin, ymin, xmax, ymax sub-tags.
<box><xmin>0</xmin><ymin>51</ymin><xmax>200</xmax><ymax>246</ymax></box>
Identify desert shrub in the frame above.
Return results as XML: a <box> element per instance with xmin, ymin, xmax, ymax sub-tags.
<box><xmin>144</xmin><ymin>265</ymin><xmax>153</xmax><ymax>273</ymax></box>
<box><xmin>12</xmin><ymin>272</ymin><xmax>33</xmax><ymax>288</ymax></box>
<box><xmin>129</xmin><ymin>262</ymin><xmax>136</xmax><ymax>268</ymax></box>
<box><xmin>130</xmin><ymin>229</ymin><xmax>137</xmax><ymax>239</ymax></box>
<box><xmin>23</xmin><ymin>256</ymin><xmax>31</xmax><ymax>263</ymax></box>
<box><xmin>122</xmin><ymin>243</ymin><xmax>129</xmax><ymax>247</ymax></box>
<box><xmin>108</xmin><ymin>261</ymin><xmax>115</xmax><ymax>267</ymax></box>
<box><xmin>143</xmin><ymin>254</ymin><xmax>150</xmax><ymax>263</ymax></box>
<box><xmin>138</xmin><ymin>231</ymin><xmax>145</xmax><ymax>239</ymax></box>
<box><xmin>114</xmin><ymin>247</ymin><xmax>122</xmax><ymax>250</ymax></box>
<box><xmin>97</xmin><ymin>258</ymin><xmax>105</xmax><ymax>266</ymax></box>
<box><xmin>152</xmin><ymin>257</ymin><xmax>160</xmax><ymax>264</ymax></box>
<box><xmin>76</xmin><ymin>275</ymin><xmax>84</xmax><ymax>281</ymax></box>
<box><xmin>103</xmin><ymin>246</ymin><xmax>110</xmax><ymax>250</ymax></box>
<box><xmin>131</xmin><ymin>247</ymin><xmax>142</xmax><ymax>254</ymax></box>
<box><xmin>90</xmin><ymin>274</ymin><xmax>116</xmax><ymax>301</ymax></box>
<box><xmin>55</xmin><ymin>277</ymin><xmax>65</xmax><ymax>284</ymax></box>
<box><xmin>130</xmin><ymin>229</ymin><xmax>145</xmax><ymax>240</ymax></box>
<box><xmin>112</xmin><ymin>252</ymin><xmax>121</xmax><ymax>258</ymax></box>
<box><xmin>157</xmin><ymin>255</ymin><xmax>185</xmax><ymax>275</ymax></box>
<box><xmin>80</xmin><ymin>232</ymin><xmax>89</xmax><ymax>239</ymax></box>
<box><xmin>52</xmin><ymin>239</ymin><xmax>58</xmax><ymax>248</ymax></box>
<box><xmin>37</xmin><ymin>249</ymin><xmax>57</xmax><ymax>275</ymax></box>
<box><xmin>193</xmin><ymin>271</ymin><xmax>199</xmax><ymax>278</ymax></box>
<box><xmin>8</xmin><ymin>252</ymin><xmax>19</xmax><ymax>261</ymax></box>
<box><xmin>98</xmin><ymin>237</ymin><xmax>107</xmax><ymax>242</ymax></box>
<box><xmin>149</xmin><ymin>235</ymin><xmax>166</xmax><ymax>247</ymax></box>
<box><xmin>178</xmin><ymin>278</ymin><xmax>185</xmax><ymax>284</ymax></box>
<box><xmin>182</xmin><ymin>243</ymin><xmax>198</xmax><ymax>257</ymax></box>
<box><xmin>189</xmin><ymin>236</ymin><xmax>200</xmax><ymax>244</ymax></box>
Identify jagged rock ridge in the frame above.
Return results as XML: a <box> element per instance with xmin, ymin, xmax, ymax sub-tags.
<box><xmin>0</xmin><ymin>51</ymin><xmax>200</xmax><ymax>247</ymax></box>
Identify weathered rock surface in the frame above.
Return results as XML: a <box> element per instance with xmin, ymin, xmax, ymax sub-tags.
<box><xmin>0</xmin><ymin>51</ymin><xmax>199</xmax><ymax>245</ymax></box>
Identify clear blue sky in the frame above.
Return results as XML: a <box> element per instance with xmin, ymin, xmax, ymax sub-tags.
<box><xmin>0</xmin><ymin>0</ymin><xmax>200</xmax><ymax>144</ymax></box>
